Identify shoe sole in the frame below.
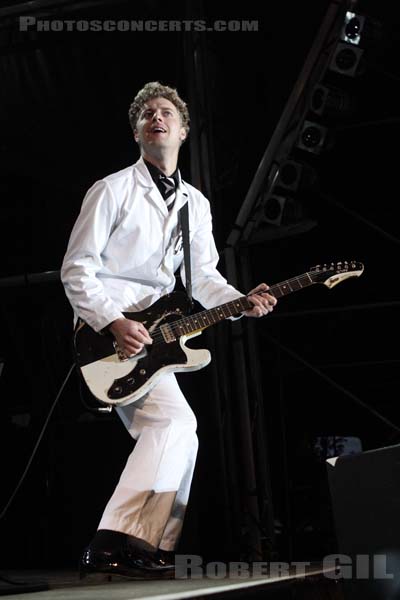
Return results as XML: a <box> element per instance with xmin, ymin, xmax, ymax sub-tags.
<box><xmin>80</xmin><ymin>569</ymin><xmax>176</xmax><ymax>583</ymax></box>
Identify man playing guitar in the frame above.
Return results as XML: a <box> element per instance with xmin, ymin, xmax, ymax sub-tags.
<box><xmin>61</xmin><ymin>81</ymin><xmax>276</xmax><ymax>580</ymax></box>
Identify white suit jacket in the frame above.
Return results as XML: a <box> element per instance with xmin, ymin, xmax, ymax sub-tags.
<box><xmin>61</xmin><ymin>157</ymin><xmax>243</xmax><ymax>332</ymax></box>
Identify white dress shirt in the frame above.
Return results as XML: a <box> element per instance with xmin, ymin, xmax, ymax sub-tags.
<box><xmin>61</xmin><ymin>157</ymin><xmax>243</xmax><ymax>332</ymax></box>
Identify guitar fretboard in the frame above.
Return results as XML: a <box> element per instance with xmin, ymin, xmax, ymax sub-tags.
<box><xmin>169</xmin><ymin>271</ymin><xmax>315</xmax><ymax>336</ymax></box>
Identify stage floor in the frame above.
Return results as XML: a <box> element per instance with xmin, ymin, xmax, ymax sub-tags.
<box><xmin>0</xmin><ymin>563</ymin><xmax>341</xmax><ymax>599</ymax></box>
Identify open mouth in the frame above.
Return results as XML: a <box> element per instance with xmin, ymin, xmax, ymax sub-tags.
<box><xmin>151</xmin><ymin>127</ymin><xmax>167</xmax><ymax>134</ymax></box>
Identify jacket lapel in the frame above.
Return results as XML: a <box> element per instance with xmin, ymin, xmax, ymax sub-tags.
<box><xmin>134</xmin><ymin>157</ymin><xmax>168</xmax><ymax>217</ymax></box>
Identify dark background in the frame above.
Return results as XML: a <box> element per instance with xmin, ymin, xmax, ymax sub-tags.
<box><xmin>0</xmin><ymin>0</ymin><xmax>400</xmax><ymax>569</ymax></box>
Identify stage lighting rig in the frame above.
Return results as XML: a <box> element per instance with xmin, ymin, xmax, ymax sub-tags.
<box><xmin>341</xmin><ymin>11</ymin><xmax>365</xmax><ymax>46</ymax></box>
<box><xmin>275</xmin><ymin>160</ymin><xmax>303</xmax><ymax>191</ymax></box>
<box><xmin>329</xmin><ymin>42</ymin><xmax>364</xmax><ymax>77</ymax></box>
<box><xmin>329</xmin><ymin>10</ymin><xmax>383</xmax><ymax>77</ymax></box>
<box><xmin>341</xmin><ymin>11</ymin><xmax>383</xmax><ymax>48</ymax></box>
<box><xmin>310</xmin><ymin>84</ymin><xmax>355</xmax><ymax>117</ymax></box>
<box><xmin>274</xmin><ymin>159</ymin><xmax>318</xmax><ymax>193</ymax></box>
<box><xmin>296</xmin><ymin>121</ymin><xmax>329</xmax><ymax>155</ymax></box>
<box><xmin>262</xmin><ymin>193</ymin><xmax>286</xmax><ymax>226</ymax></box>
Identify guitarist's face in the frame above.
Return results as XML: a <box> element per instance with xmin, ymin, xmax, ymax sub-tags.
<box><xmin>134</xmin><ymin>97</ymin><xmax>187</xmax><ymax>159</ymax></box>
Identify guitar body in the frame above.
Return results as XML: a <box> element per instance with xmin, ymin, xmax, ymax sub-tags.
<box><xmin>74</xmin><ymin>292</ymin><xmax>211</xmax><ymax>407</ymax></box>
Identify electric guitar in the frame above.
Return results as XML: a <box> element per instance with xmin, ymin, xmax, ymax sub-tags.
<box><xmin>74</xmin><ymin>260</ymin><xmax>364</xmax><ymax>407</ymax></box>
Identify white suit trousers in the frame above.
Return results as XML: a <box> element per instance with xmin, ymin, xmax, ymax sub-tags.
<box><xmin>97</xmin><ymin>373</ymin><xmax>198</xmax><ymax>551</ymax></box>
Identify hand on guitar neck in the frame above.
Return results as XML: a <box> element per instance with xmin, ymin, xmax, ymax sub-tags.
<box><xmin>244</xmin><ymin>282</ymin><xmax>277</xmax><ymax>318</ymax></box>
<box><xmin>109</xmin><ymin>318</ymin><xmax>153</xmax><ymax>358</ymax></box>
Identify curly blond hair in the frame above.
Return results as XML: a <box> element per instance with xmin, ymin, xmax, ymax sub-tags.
<box><xmin>128</xmin><ymin>81</ymin><xmax>190</xmax><ymax>135</ymax></box>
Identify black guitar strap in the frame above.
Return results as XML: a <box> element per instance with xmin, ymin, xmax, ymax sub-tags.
<box><xmin>180</xmin><ymin>201</ymin><xmax>193</xmax><ymax>309</ymax></box>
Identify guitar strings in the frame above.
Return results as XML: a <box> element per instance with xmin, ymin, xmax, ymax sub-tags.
<box><xmin>141</xmin><ymin>271</ymin><xmax>318</xmax><ymax>347</ymax></box>
<box><xmin>116</xmin><ymin>265</ymin><xmax>351</xmax><ymax>356</ymax></box>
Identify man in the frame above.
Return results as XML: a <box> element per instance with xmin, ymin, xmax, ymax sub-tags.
<box><xmin>61</xmin><ymin>81</ymin><xmax>277</xmax><ymax>580</ymax></box>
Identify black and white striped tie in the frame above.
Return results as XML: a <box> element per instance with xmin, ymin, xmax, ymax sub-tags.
<box><xmin>158</xmin><ymin>175</ymin><xmax>176</xmax><ymax>210</ymax></box>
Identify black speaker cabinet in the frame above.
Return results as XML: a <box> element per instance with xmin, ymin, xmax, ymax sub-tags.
<box><xmin>327</xmin><ymin>444</ymin><xmax>400</xmax><ymax>599</ymax></box>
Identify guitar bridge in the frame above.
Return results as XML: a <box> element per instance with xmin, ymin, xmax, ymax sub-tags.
<box><xmin>113</xmin><ymin>341</ymin><xmax>129</xmax><ymax>361</ymax></box>
<box><xmin>113</xmin><ymin>341</ymin><xmax>148</xmax><ymax>362</ymax></box>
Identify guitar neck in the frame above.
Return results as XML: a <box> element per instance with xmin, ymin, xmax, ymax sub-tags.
<box><xmin>171</xmin><ymin>271</ymin><xmax>315</xmax><ymax>336</ymax></box>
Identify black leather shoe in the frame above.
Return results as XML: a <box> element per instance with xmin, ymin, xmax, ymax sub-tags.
<box><xmin>155</xmin><ymin>549</ymin><xmax>175</xmax><ymax>567</ymax></box>
<box><xmin>80</xmin><ymin>543</ymin><xmax>175</xmax><ymax>581</ymax></box>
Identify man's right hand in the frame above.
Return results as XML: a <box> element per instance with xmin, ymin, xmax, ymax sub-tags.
<box><xmin>109</xmin><ymin>317</ymin><xmax>153</xmax><ymax>357</ymax></box>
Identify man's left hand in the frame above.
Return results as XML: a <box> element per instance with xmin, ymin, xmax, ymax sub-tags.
<box><xmin>244</xmin><ymin>282</ymin><xmax>277</xmax><ymax>318</ymax></box>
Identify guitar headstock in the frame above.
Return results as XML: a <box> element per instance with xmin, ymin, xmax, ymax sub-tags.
<box><xmin>310</xmin><ymin>261</ymin><xmax>364</xmax><ymax>288</ymax></box>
